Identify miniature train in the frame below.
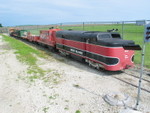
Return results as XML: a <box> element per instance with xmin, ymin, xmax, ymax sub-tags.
<box><xmin>9</xmin><ymin>28</ymin><xmax>141</xmax><ymax>71</ymax></box>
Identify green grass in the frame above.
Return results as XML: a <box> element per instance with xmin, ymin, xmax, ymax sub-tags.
<box><xmin>75</xmin><ymin>110</ymin><xmax>81</xmax><ymax>113</ymax></box>
<box><xmin>29</xmin><ymin>28</ymin><xmax>46</xmax><ymax>35</ymax></box>
<box><xmin>49</xmin><ymin>94</ymin><xmax>59</xmax><ymax>99</ymax></box>
<box><xmin>29</xmin><ymin>27</ymin><xmax>53</xmax><ymax>35</ymax></box>
<box><xmin>1</xmin><ymin>34</ymin><xmax>47</xmax><ymax>81</ymax></box>
<box><xmin>43</xmin><ymin>107</ymin><xmax>49</xmax><ymax>113</ymax></box>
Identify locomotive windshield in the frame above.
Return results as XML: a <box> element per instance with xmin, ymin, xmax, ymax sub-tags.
<box><xmin>97</xmin><ymin>33</ymin><xmax>111</xmax><ymax>41</ymax></box>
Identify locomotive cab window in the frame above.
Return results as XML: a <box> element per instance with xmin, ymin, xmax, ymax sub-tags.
<box><xmin>97</xmin><ymin>33</ymin><xmax>111</xmax><ymax>41</ymax></box>
<box><xmin>87</xmin><ymin>37</ymin><xmax>97</xmax><ymax>43</ymax></box>
<box><xmin>90</xmin><ymin>37</ymin><xmax>97</xmax><ymax>42</ymax></box>
<box><xmin>111</xmin><ymin>34</ymin><xmax>121</xmax><ymax>38</ymax></box>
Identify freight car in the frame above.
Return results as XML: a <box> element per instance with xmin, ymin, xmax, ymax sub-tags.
<box><xmin>9</xmin><ymin>28</ymin><xmax>28</xmax><ymax>39</ymax></box>
<box><xmin>10</xmin><ymin>28</ymin><xmax>141</xmax><ymax>71</ymax></box>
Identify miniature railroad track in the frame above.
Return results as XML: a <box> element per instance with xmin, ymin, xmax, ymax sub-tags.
<box><xmin>112</xmin><ymin>76</ymin><xmax>150</xmax><ymax>93</ymax></box>
<box><xmin>112</xmin><ymin>69</ymin><xmax>150</xmax><ymax>93</ymax></box>
<box><xmin>123</xmin><ymin>70</ymin><xmax>150</xmax><ymax>83</ymax></box>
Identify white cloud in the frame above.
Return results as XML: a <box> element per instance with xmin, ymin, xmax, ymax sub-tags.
<box><xmin>0</xmin><ymin>0</ymin><xmax>150</xmax><ymax>26</ymax></box>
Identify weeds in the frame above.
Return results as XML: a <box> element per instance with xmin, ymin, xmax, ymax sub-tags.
<box><xmin>75</xmin><ymin>110</ymin><xmax>81</xmax><ymax>113</ymax></box>
<box><xmin>73</xmin><ymin>84</ymin><xmax>80</xmax><ymax>88</ymax></box>
<box><xmin>43</xmin><ymin>107</ymin><xmax>49</xmax><ymax>113</ymax></box>
<box><xmin>49</xmin><ymin>94</ymin><xmax>59</xmax><ymax>100</ymax></box>
<box><xmin>64</xmin><ymin>107</ymin><xmax>69</xmax><ymax>110</ymax></box>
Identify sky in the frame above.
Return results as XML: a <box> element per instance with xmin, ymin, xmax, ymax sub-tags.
<box><xmin>0</xmin><ymin>0</ymin><xmax>150</xmax><ymax>26</ymax></box>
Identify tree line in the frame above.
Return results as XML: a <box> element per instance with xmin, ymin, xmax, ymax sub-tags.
<box><xmin>0</xmin><ymin>24</ymin><xmax>3</xmax><ymax>27</ymax></box>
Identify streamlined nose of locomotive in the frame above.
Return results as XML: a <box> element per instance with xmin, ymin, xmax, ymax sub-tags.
<box><xmin>124</xmin><ymin>50</ymin><xmax>135</xmax><ymax>69</ymax></box>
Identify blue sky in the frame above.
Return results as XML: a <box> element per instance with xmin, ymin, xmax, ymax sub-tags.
<box><xmin>0</xmin><ymin>0</ymin><xmax>150</xmax><ymax>26</ymax></box>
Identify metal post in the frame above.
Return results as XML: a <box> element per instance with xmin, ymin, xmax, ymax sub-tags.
<box><xmin>135</xmin><ymin>39</ymin><xmax>146</xmax><ymax>110</ymax></box>
<box><xmin>122</xmin><ymin>21</ymin><xmax>124</xmax><ymax>39</ymax></box>
<box><xmin>135</xmin><ymin>42</ymin><xmax>146</xmax><ymax>109</ymax></box>
<box><xmin>83</xmin><ymin>22</ymin><xmax>85</xmax><ymax>31</ymax></box>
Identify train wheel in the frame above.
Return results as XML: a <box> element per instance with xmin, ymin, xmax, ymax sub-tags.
<box><xmin>59</xmin><ymin>50</ymin><xmax>67</xmax><ymax>56</ymax></box>
<box><xmin>59</xmin><ymin>50</ymin><xmax>70</xmax><ymax>57</ymax></box>
<box><xmin>48</xmin><ymin>46</ymin><xmax>54</xmax><ymax>51</ymax></box>
<box><xmin>87</xmin><ymin>60</ymin><xmax>101</xmax><ymax>70</ymax></box>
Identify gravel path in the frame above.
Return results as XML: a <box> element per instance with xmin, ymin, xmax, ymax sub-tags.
<box><xmin>0</xmin><ymin>35</ymin><xmax>150</xmax><ymax>113</ymax></box>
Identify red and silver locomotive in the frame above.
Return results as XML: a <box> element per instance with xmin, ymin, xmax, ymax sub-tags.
<box><xmin>10</xmin><ymin>28</ymin><xmax>141</xmax><ymax>71</ymax></box>
<box><xmin>55</xmin><ymin>30</ymin><xmax>141</xmax><ymax>71</ymax></box>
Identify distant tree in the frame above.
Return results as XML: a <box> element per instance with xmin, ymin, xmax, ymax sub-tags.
<box><xmin>0</xmin><ymin>24</ymin><xmax>2</xmax><ymax>27</ymax></box>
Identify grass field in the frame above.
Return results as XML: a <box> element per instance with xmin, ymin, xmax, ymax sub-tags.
<box><xmin>29</xmin><ymin>27</ymin><xmax>50</xmax><ymax>35</ymax></box>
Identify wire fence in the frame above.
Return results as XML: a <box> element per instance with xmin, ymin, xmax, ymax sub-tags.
<box><xmin>0</xmin><ymin>20</ymin><xmax>150</xmax><ymax>42</ymax></box>
<box><xmin>0</xmin><ymin>20</ymin><xmax>150</xmax><ymax>67</ymax></box>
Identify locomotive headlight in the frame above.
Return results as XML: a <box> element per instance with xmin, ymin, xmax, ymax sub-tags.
<box><xmin>125</xmin><ymin>55</ymin><xmax>128</xmax><ymax>59</ymax></box>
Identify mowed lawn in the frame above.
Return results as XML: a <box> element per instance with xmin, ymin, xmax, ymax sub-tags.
<box><xmin>28</xmin><ymin>24</ymin><xmax>150</xmax><ymax>68</ymax></box>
